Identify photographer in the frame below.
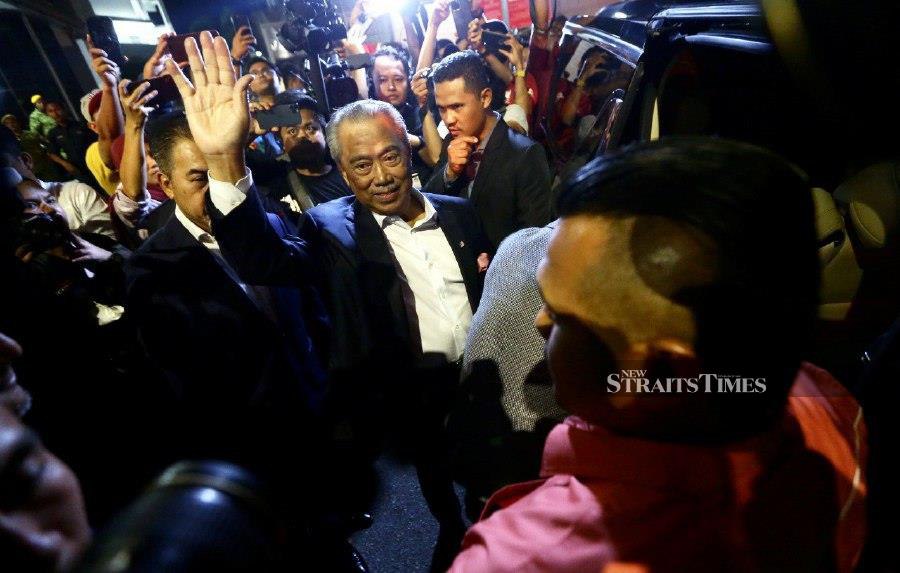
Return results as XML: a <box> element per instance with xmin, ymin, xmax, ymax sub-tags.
<box><xmin>2</xmin><ymin>126</ymin><xmax>114</xmax><ymax>239</ymax></box>
<box><xmin>258</xmin><ymin>92</ymin><xmax>351</xmax><ymax>219</ymax></box>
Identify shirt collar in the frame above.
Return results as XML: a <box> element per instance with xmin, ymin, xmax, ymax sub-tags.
<box><xmin>174</xmin><ymin>205</ymin><xmax>216</xmax><ymax>246</ymax></box>
<box><xmin>371</xmin><ymin>189</ymin><xmax>437</xmax><ymax>230</ymax></box>
<box><xmin>541</xmin><ymin>414</ymin><xmax>791</xmax><ymax>498</ymax></box>
<box><xmin>477</xmin><ymin>111</ymin><xmax>501</xmax><ymax>152</ymax></box>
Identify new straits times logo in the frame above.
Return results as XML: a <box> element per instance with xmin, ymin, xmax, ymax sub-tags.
<box><xmin>607</xmin><ymin>370</ymin><xmax>767</xmax><ymax>394</ymax></box>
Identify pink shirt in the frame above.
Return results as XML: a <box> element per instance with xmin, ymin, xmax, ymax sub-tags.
<box><xmin>449</xmin><ymin>363</ymin><xmax>866</xmax><ymax>573</ymax></box>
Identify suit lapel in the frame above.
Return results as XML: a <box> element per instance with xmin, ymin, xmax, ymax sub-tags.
<box><xmin>470</xmin><ymin>119</ymin><xmax>508</xmax><ymax>205</ymax></box>
<box><xmin>351</xmin><ymin>200</ymin><xmax>414</xmax><ymax>351</ymax></box>
<box><xmin>432</xmin><ymin>199</ymin><xmax>481</xmax><ymax>312</ymax></box>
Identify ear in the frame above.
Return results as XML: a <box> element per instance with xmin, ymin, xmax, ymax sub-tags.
<box><xmin>19</xmin><ymin>152</ymin><xmax>34</xmax><ymax>171</ymax></box>
<box><xmin>157</xmin><ymin>172</ymin><xmax>176</xmax><ymax>199</ymax></box>
<box><xmin>630</xmin><ymin>338</ymin><xmax>700</xmax><ymax>380</ymax></box>
<box><xmin>480</xmin><ymin>87</ymin><xmax>492</xmax><ymax>109</ymax></box>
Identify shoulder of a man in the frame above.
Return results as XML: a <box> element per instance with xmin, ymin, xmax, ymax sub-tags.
<box><xmin>450</xmin><ymin>475</ymin><xmax>609</xmax><ymax>572</ymax></box>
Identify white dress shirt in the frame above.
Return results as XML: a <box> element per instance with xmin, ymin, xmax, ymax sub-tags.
<box><xmin>175</xmin><ymin>172</ymin><xmax>276</xmax><ymax>322</ymax></box>
<box><xmin>44</xmin><ymin>179</ymin><xmax>114</xmax><ymax>237</ymax></box>
<box><xmin>372</xmin><ymin>191</ymin><xmax>472</xmax><ymax>362</ymax></box>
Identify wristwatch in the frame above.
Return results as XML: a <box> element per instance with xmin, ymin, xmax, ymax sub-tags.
<box><xmin>513</xmin><ymin>66</ymin><xmax>526</xmax><ymax>78</ymax></box>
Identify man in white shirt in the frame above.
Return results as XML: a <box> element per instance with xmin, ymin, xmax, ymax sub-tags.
<box><xmin>180</xmin><ymin>64</ymin><xmax>491</xmax><ymax>568</ymax></box>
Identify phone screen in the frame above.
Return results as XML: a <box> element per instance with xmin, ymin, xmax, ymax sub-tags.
<box><xmin>256</xmin><ymin>104</ymin><xmax>302</xmax><ymax>131</ymax></box>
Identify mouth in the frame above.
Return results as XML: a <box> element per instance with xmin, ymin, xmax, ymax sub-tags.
<box><xmin>448</xmin><ymin>128</ymin><xmax>460</xmax><ymax>136</ymax></box>
<box><xmin>373</xmin><ymin>188</ymin><xmax>400</xmax><ymax>203</ymax></box>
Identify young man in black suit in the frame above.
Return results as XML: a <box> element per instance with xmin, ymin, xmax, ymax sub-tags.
<box><xmin>123</xmin><ymin>35</ymin><xmax>329</xmax><ymax>482</ymax></box>
<box><xmin>423</xmin><ymin>50</ymin><xmax>552</xmax><ymax>246</ymax></box>
<box><xmin>209</xmin><ymin>98</ymin><xmax>492</xmax><ymax>571</ymax></box>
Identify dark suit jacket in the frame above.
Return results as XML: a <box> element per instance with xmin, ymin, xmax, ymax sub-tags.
<box><xmin>423</xmin><ymin>118</ymin><xmax>552</xmax><ymax>247</ymax></box>
<box><xmin>124</xmin><ymin>199</ymin><xmax>328</xmax><ymax>470</ymax></box>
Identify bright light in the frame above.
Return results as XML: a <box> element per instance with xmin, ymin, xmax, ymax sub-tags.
<box><xmin>112</xmin><ymin>19</ymin><xmax>174</xmax><ymax>45</ymax></box>
<box><xmin>365</xmin><ymin>0</ymin><xmax>410</xmax><ymax>18</ymax></box>
<box><xmin>196</xmin><ymin>488</ymin><xmax>220</xmax><ymax>504</ymax></box>
<box><xmin>611</xmin><ymin>11</ymin><xmax>628</xmax><ymax>19</ymax></box>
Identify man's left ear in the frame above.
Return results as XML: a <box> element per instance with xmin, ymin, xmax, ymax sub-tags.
<box><xmin>622</xmin><ymin>338</ymin><xmax>699</xmax><ymax>380</ymax></box>
<box><xmin>480</xmin><ymin>87</ymin><xmax>492</xmax><ymax>109</ymax></box>
<box><xmin>643</xmin><ymin>339</ymin><xmax>700</xmax><ymax>380</ymax></box>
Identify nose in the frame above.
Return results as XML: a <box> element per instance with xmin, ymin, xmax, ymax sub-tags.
<box><xmin>38</xmin><ymin>200</ymin><xmax>55</xmax><ymax>214</ymax></box>
<box><xmin>534</xmin><ymin>305</ymin><xmax>553</xmax><ymax>340</ymax></box>
<box><xmin>373</xmin><ymin>160</ymin><xmax>392</xmax><ymax>186</ymax></box>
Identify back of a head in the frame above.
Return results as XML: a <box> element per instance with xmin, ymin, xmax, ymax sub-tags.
<box><xmin>146</xmin><ymin>112</ymin><xmax>193</xmax><ymax>178</ymax></box>
<box><xmin>430</xmin><ymin>50</ymin><xmax>491</xmax><ymax>95</ymax></box>
<box><xmin>558</xmin><ymin>137</ymin><xmax>819</xmax><ymax>428</ymax></box>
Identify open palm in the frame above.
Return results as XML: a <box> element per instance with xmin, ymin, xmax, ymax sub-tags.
<box><xmin>166</xmin><ymin>32</ymin><xmax>254</xmax><ymax>158</ymax></box>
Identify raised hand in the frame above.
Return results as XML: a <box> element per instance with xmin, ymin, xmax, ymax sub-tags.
<box><xmin>231</xmin><ymin>26</ymin><xmax>256</xmax><ymax>61</ymax></box>
<box><xmin>432</xmin><ymin>0</ymin><xmax>450</xmax><ymax>25</ymax></box>
<box><xmin>498</xmin><ymin>33</ymin><xmax>524</xmax><ymax>68</ymax></box>
<box><xmin>468</xmin><ymin>18</ymin><xmax>484</xmax><ymax>53</ymax></box>
<box><xmin>118</xmin><ymin>79</ymin><xmax>157</xmax><ymax>128</ymax></box>
<box><xmin>446</xmin><ymin>135</ymin><xmax>479</xmax><ymax>178</ymax></box>
<box><xmin>166</xmin><ymin>32</ymin><xmax>254</xmax><ymax>182</ymax></box>
<box><xmin>411</xmin><ymin>70</ymin><xmax>429</xmax><ymax>107</ymax></box>
<box><xmin>86</xmin><ymin>36</ymin><xmax>121</xmax><ymax>89</ymax></box>
<box><xmin>143</xmin><ymin>33</ymin><xmax>175</xmax><ymax>79</ymax></box>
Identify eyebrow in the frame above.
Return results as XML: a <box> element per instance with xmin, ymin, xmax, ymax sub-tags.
<box><xmin>348</xmin><ymin>145</ymin><xmax>402</xmax><ymax>163</ymax></box>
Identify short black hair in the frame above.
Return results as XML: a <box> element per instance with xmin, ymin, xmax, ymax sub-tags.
<box><xmin>372</xmin><ymin>45</ymin><xmax>411</xmax><ymax>78</ymax></box>
<box><xmin>559</xmin><ymin>137</ymin><xmax>819</xmax><ymax>429</ymax></box>
<box><xmin>430</xmin><ymin>50</ymin><xmax>491</xmax><ymax>95</ymax></box>
<box><xmin>146</xmin><ymin>111</ymin><xmax>193</xmax><ymax>177</ymax></box>
<box><xmin>245</xmin><ymin>56</ymin><xmax>279</xmax><ymax>76</ymax></box>
<box><xmin>274</xmin><ymin>90</ymin><xmax>325</xmax><ymax>124</ymax></box>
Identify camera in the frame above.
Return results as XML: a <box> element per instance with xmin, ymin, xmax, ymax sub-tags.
<box><xmin>279</xmin><ymin>0</ymin><xmax>348</xmax><ymax>55</ymax></box>
<box><xmin>16</xmin><ymin>212</ymin><xmax>74</xmax><ymax>254</ymax></box>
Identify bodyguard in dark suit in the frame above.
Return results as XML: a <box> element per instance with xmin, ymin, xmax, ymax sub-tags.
<box><xmin>423</xmin><ymin>50</ymin><xmax>552</xmax><ymax>246</ymax></box>
<box><xmin>210</xmin><ymin>99</ymin><xmax>491</xmax><ymax>572</ymax></box>
<box><xmin>123</xmin><ymin>38</ymin><xmax>327</xmax><ymax>482</ymax></box>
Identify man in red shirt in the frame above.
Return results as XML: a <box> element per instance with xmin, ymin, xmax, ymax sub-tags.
<box><xmin>450</xmin><ymin>138</ymin><xmax>866</xmax><ymax>572</ymax></box>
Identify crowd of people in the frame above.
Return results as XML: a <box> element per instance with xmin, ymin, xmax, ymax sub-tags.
<box><xmin>0</xmin><ymin>1</ymin><xmax>879</xmax><ymax>571</ymax></box>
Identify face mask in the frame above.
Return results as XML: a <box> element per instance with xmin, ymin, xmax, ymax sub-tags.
<box><xmin>288</xmin><ymin>138</ymin><xmax>327</xmax><ymax>172</ymax></box>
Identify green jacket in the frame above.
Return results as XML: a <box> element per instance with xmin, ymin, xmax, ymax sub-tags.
<box><xmin>29</xmin><ymin>109</ymin><xmax>56</xmax><ymax>138</ymax></box>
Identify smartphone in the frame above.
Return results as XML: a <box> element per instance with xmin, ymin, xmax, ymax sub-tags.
<box><xmin>231</xmin><ymin>14</ymin><xmax>252</xmax><ymax>36</ymax></box>
<box><xmin>256</xmin><ymin>104</ymin><xmax>302</xmax><ymax>130</ymax></box>
<box><xmin>166</xmin><ymin>30</ymin><xmax>220</xmax><ymax>64</ymax></box>
<box><xmin>126</xmin><ymin>75</ymin><xmax>180</xmax><ymax>107</ymax></box>
<box><xmin>482</xmin><ymin>30</ymin><xmax>508</xmax><ymax>53</ymax></box>
<box><xmin>86</xmin><ymin>16</ymin><xmax>127</xmax><ymax>71</ymax></box>
<box><xmin>449</xmin><ymin>0</ymin><xmax>472</xmax><ymax>43</ymax></box>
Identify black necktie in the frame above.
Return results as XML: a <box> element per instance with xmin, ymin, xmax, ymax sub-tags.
<box><xmin>465</xmin><ymin>149</ymin><xmax>484</xmax><ymax>181</ymax></box>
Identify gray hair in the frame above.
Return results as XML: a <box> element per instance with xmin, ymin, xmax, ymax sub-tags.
<box><xmin>326</xmin><ymin>99</ymin><xmax>408</xmax><ymax>163</ymax></box>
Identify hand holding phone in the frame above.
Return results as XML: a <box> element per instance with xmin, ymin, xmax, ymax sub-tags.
<box><xmin>255</xmin><ymin>104</ymin><xmax>302</xmax><ymax>131</ymax></box>
<box><xmin>86</xmin><ymin>16</ymin><xmax>127</xmax><ymax>71</ymax></box>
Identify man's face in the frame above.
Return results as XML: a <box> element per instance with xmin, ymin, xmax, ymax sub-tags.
<box><xmin>248</xmin><ymin>61</ymin><xmax>279</xmax><ymax>96</ymax></box>
<box><xmin>336</xmin><ymin>114</ymin><xmax>413</xmax><ymax>216</ymax></box>
<box><xmin>0</xmin><ymin>405</ymin><xmax>91</xmax><ymax>571</ymax></box>
<box><xmin>373</xmin><ymin>56</ymin><xmax>408</xmax><ymax>107</ymax></box>
<box><xmin>282</xmin><ymin>109</ymin><xmax>327</xmax><ymax>170</ymax></box>
<box><xmin>535</xmin><ymin>216</ymin><xmax>621</xmax><ymax>417</ymax></box>
<box><xmin>2</xmin><ymin>117</ymin><xmax>21</xmax><ymax>135</ymax></box>
<box><xmin>435</xmin><ymin>77</ymin><xmax>491</xmax><ymax>138</ymax></box>
<box><xmin>157</xmin><ymin>138</ymin><xmax>211</xmax><ymax>232</ymax></box>
<box><xmin>18</xmin><ymin>180</ymin><xmax>67</xmax><ymax>223</ymax></box>
<box><xmin>44</xmin><ymin>103</ymin><xmax>65</xmax><ymax>124</ymax></box>
<box><xmin>144</xmin><ymin>143</ymin><xmax>160</xmax><ymax>188</ymax></box>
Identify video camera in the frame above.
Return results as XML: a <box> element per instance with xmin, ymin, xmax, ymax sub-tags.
<box><xmin>279</xmin><ymin>0</ymin><xmax>348</xmax><ymax>55</ymax></box>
